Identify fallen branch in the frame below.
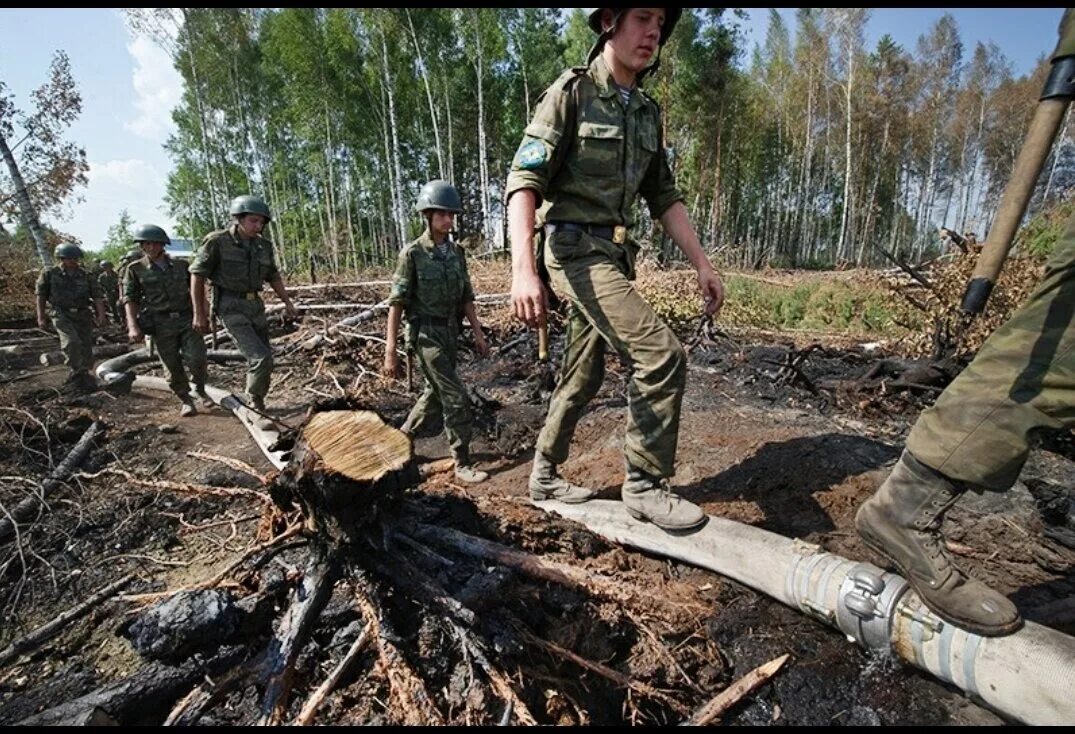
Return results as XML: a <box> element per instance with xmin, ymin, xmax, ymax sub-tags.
<box><xmin>76</xmin><ymin>467</ymin><xmax>272</xmax><ymax>506</ymax></box>
<box><xmin>375</xmin><ymin>555</ymin><xmax>538</xmax><ymax>725</ymax></box>
<box><xmin>0</xmin><ymin>573</ymin><xmax>136</xmax><ymax>666</ymax></box>
<box><xmin>517</xmin><ymin>624</ymin><xmax>688</xmax><ymax>715</ymax></box>
<box><xmin>186</xmin><ymin>451</ymin><xmax>270</xmax><ymax>485</ymax></box>
<box><xmin>0</xmin><ymin>420</ymin><xmax>104</xmax><ymax>543</ymax></box>
<box><xmin>407</xmin><ymin>522</ymin><xmax>704</xmax><ymax>616</ymax></box>
<box><xmin>681</xmin><ymin>652</ymin><xmax>790</xmax><ymax>725</ymax></box>
<box><xmin>15</xmin><ymin>645</ymin><xmax>249</xmax><ymax>726</ymax></box>
<box><xmin>163</xmin><ymin>653</ymin><xmax>266</xmax><ymax>726</ymax></box>
<box><xmin>257</xmin><ymin>548</ymin><xmax>339</xmax><ymax>725</ymax></box>
<box><xmin>293</xmin><ymin>621</ymin><xmax>374</xmax><ymax>725</ymax></box>
<box><xmin>117</xmin><ymin>523</ymin><xmax>303</xmax><ymax>605</ymax></box>
<box><xmin>353</xmin><ymin>573</ymin><xmax>444</xmax><ymax>725</ymax></box>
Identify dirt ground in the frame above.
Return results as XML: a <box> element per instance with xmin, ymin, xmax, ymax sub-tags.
<box><xmin>0</xmin><ymin>283</ymin><xmax>1073</xmax><ymax>726</ymax></box>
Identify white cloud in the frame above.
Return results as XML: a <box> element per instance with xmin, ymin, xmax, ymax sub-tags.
<box><xmin>123</xmin><ymin>35</ymin><xmax>182</xmax><ymax>140</ymax></box>
<box><xmin>59</xmin><ymin>158</ymin><xmax>177</xmax><ymax>251</ymax></box>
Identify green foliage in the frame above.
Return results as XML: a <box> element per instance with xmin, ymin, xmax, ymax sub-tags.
<box><xmin>1015</xmin><ymin>194</ymin><xmax>1075</xmax><ymax>259</ymax></box>
<box><xmin>635</xmin><ymin>264</ymin><xmax>897</xmax><ymax>337</ymax></box>
<box><xmin>96</xmin><ymin>209</ymin><xmax>136</xmax><ymax>264</ymax></box>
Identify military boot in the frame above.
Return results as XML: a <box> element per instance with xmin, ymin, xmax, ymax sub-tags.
<box><xmin>528</xmin><ymin>451</ymin><xmax>595</xmax><ymax>503</ymax></box>
<box><xmin>622</xmin><ymin>465</ymin><xmax>706</xmax><ymax>531</ymax></box>
<box><xmin>453</xmin><ymin>449</ymin><xmax>488</xmax><ymax>484</ymax></box>
<box><xmin>193</xmin><ymin>385</ymin><xmax>214</xmax><ymax>409</ymax></box>
<box><xmin>179</xmin><ymin>396</ymin><xmax>197</xmax><ymax>418</ymax></box>
<box><xmin>855</xmin><ymin>450</ymin><xmax>1022</xmax><ymax>636</ymax></box>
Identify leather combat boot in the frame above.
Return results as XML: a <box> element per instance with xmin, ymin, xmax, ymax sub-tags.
<box><xmin>855</xmin><ymin>450</ymin><xmax>1022</xmax><ymax>636</ymax></box>
<box><xmin>453</xmin><ymin>448</ymin><xmax>489</xmax><ymax>484</ymax></box>
<box><xmin>622</xmin><ymin>465</ymin><xmax>706</xmax><ymax>532</ymax></box>
<box><xmin>528</xmin><ymin>451</ymin><xmax>595</xmax><ymax>503</ymax></box>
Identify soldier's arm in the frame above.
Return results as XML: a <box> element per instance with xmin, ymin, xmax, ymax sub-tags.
<box><xmin>659</xmin><ymin>203</ymin><xmax>724</xmax><ymax>317</ymax></box>
<box><xmin>35</xmin><ymin>271</ymin><xmax>50</xmax><ymax>329</ymax></box>
<box><xmin>191</xmin><ymin>274</ymin><xmax>210</xmax><ymax>333</ymax></box>
<box><xmin>123</xmin><ymin>269</ymin><xmax>144</xmax><ymax>340</ymax></box>
<box><xmin>267</xmin><ymin>274</ymin><xmax>298</xmax><ymax>318</ymax></box>
<box><xmin>384</xmin><ymin>304</ymin><xmax>404</xmax><ymax>377</ymax></box>
<box><xmin>505</xmin><ymin>75</ymin><xmax>576</xmax><ymax>329</ymax></box>
<box><xmin>384</xmin><ymin>249</ymin><xmax>413</xmax><ymax>376</ymax></box>
<box><xmin>89</xmin><ymin>273</ymin><xmax>107</xmax><ymax>325</ymax></box>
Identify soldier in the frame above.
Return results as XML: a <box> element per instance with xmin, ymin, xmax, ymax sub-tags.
<box><xmin>854</xmin><ymin>209</ymin><xmax>1075</xmax><ymax>638</ymax></box>
<box><xmin>35</xmin><ymin>243</ymin><xmax>107</xmax><ymax>390</ymax></box>
<box><xmin>505</xmin><ymin>8</ymin><xmax>724</xmax><ymax>531</ymax></box>
<box><xmin>97</xmin><ymin>260</ymin><xmax>122</xmax><ymax>325</ymax></box>
<box><xmin>123</xmin><ymin>224</ymin><xmax>211</xmax><ymax>417</ymax></box>
<box><xmin>190</xmin><ymin>195</ymin><xmax>298</xmax><ymax>412</ymax></box>
<box><xmin>383</xmin><ymin>180</ymin><xmax>491</xmax><ymax>484</ymax></box>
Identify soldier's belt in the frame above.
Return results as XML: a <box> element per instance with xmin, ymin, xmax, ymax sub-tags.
<box><xmin>220</xmin><ymin>289</ymin><xmax>260</xmax><ymax>301</ymax></box>
<box><xmin>546</xmin><ymin>221</ymin><xmax>627</xmax><ymax>245</ymax></box>
<box><xmin>151</xmin><ymin>309</ymin><xmax>193</xmax><ymax>319</ymax></box>
<box><xmin>56</xmin><ymin>306</ymin><xmax>89</xmax><ymax>314</ymax></box>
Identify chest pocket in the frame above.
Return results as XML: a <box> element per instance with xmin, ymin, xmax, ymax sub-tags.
<box><xmin>255</xmin><ymin>246</ymin><xmax>273</xmax><ymax>281</ymax></box>
<box><xmin>140</xmin><ymin>270</ymin><xmax>163</xmax><ymax>296</ymax></box>
<box><xmin>575</xmin><ymin>121</ymin><xmax>623</xmax><ymax>178</ymax></box>
<box><xmin>637</xmin><ymin>120</ymin><xmax>659</xmax><ymax>178</ymax></box>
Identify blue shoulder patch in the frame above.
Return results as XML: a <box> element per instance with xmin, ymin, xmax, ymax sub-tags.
<box><xmin>517</xmin><ymin>139</ymin><xmax>547</xmax><ymax>170</ymax></box>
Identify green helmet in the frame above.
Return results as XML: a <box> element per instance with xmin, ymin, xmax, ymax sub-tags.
<box><xmin>415</xmin><ymin>180</ymin><xmax>462</xmax><ymax>213</ymax></box>
<box><xmin>99</xmin><ymin>260</ymin><xmax>114</xmax><ymax>269</ymax></box>
<box><xmin>54</xmin><ymin>243</ymin><xmax>83</xmax><ymax>260</ymax></box>
<box><xmin>132</xmin><ymin>223</ymin><xmax>170</xmax><ymax>244</ymax></box>
<box><xmin>122</xmin><ymin>248</ymin><xmax>142</xmax><ymax>264</ymax></box>
<box><xmin>587</xmin><ymin>7</ymin><xmax>682</xmax><ymax>46</ymax></box>
<box><xmin>229</xmin><ymin>195</ymin><xmax>272</xmax><ymax>221</ymax></box>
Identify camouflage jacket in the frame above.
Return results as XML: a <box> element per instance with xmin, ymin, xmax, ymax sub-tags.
<box><xmin>388</xmin><ymin>231</ymin><xmax>475</xmax><ymax>322</ymax></box>
<box><xmin>504</xmin><ymin>53</ymin><xmax>682</xmax><ymax>228</ymax></box>
<box><xmin>189</xmin><ymin>223</ymin><xmax>279</xmax><ymax>294</ymax></box>
<box><xmin>35</xmin><ymin>266</ymin><xmax>103</xmax><ymax>312</ymax></box>
<box><xmin>124</xmin><ymin>255</ymin><xmax>193</xmax><ymax>313</ymax></box>
<box><xmin>97</xmin><ymin>270</ymin><xmax>119</xmax><ymax>301</ymax></box>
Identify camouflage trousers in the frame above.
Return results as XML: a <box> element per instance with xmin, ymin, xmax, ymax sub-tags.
<box><xmin>401</xmin><ymin>319</ymin><xmax>472</xmax><ymax>459</ymax></box>
<box><xmin>52</xmin><ymin>309</ymin><xmax>94</xmax><ymax>375</ymax></box>
<box><xmin>153</xmin><ymin>312</ymin><xmax>207</xmax><ymax>398</ymax></box>
<box><xmin>219</xmin><ymin>295</ymin><xmax>273</xmax><ymax>400</ymax></box>
<box><xmin>538</xmin><ymin>229</ymin><xmax>686</xmax><ymax>478</ymax></box>
<box><xmin>907</xmin><ymin>212</ymin><xmax>1075</xmax><ymax>491</ymax></box>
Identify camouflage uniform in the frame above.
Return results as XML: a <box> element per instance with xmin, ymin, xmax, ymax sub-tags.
<box><xmin>189</xmin><ymin>223</ymin><xmax>279</xmax><ymax>401</ymax></box>
<box><xmin>36</xmin><ymin>265</ymin><xmax>103</xmax><ymax>377</ymax></box>
<box><xmin>505</xmin><ymin>53</ymin><xmax>686</xmax><ymax>479</ymax></box>
<box><xmin>389</xmin><ymin>230</ymin><xmax>476</xmax><ymax>462</ymax></box>
<box><xmin>124</xmin><ymin>254</ymin><xmax>207</xmax><ymax>400</ymax></box>
<box><xmin>97</xmin><ymin>268</ymin><xmax>122</xmax><ymax>324</ymax></box>
<box><xmin>906</xmin><ymin>211</ymin><xmax>1075</xmax><ymax>489</ymax></box>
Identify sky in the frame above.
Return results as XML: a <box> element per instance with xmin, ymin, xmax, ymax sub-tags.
<box><xmin>0</xmin><ymin>8</ymin><xmax>1067</xmax><ymax>253</ymax></box>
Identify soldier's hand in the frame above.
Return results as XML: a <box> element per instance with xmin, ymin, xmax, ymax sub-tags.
<box><xmin>698</xmin><ymin>268</ymin><xmax>725</xmax><ymax>317</ymax></box>
<box><xmin>284</xmin><ymin>301</ymin><xmax>300</xmax><ymax>320</ymax></box>
<box><xmin>511</xmin><ymin>271</ymin><xmax>547</xmax><ymax>329</ymax></box>
<box><xmin>193</xmin><ymin>315</ymin><xmax>210</xmax><ymax>334</ymax></box>
<box><xmin>128</xmin><ymin>327</ymin><xmax>144</xmax><ymax>344</ymax></box>
<box><xmin>474</xmin><ymin>331</ymin><xmax>490</xmax><ymax>358</ymax></box>
<box><xmin>383</xmin><ymin>352</ymin><xmax>403</xmax><ymax>378</ymax></box>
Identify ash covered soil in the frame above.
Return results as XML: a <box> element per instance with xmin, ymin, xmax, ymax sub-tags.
<box><xmin>0</xmin><ymin>286</ymin><xmax>1072</xmax><ymax>726</ymax></box>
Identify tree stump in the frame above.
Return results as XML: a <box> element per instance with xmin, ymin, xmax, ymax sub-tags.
<box><xmin>275</xmin><ymin>409</ymin><xmax>419</xmax><ymax>545</ymax></box>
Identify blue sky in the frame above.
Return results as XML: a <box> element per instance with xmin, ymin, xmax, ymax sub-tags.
<box><xmin>0</xmin><ymin>8</ymin><xmax>1066</xmax><ymax>252</ymax></box>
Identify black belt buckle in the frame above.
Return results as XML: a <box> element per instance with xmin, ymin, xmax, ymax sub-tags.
<box><xmin>547</xmin><ymin>221</ymin><xmax>626</xmax><ymax>245</ymax></box>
